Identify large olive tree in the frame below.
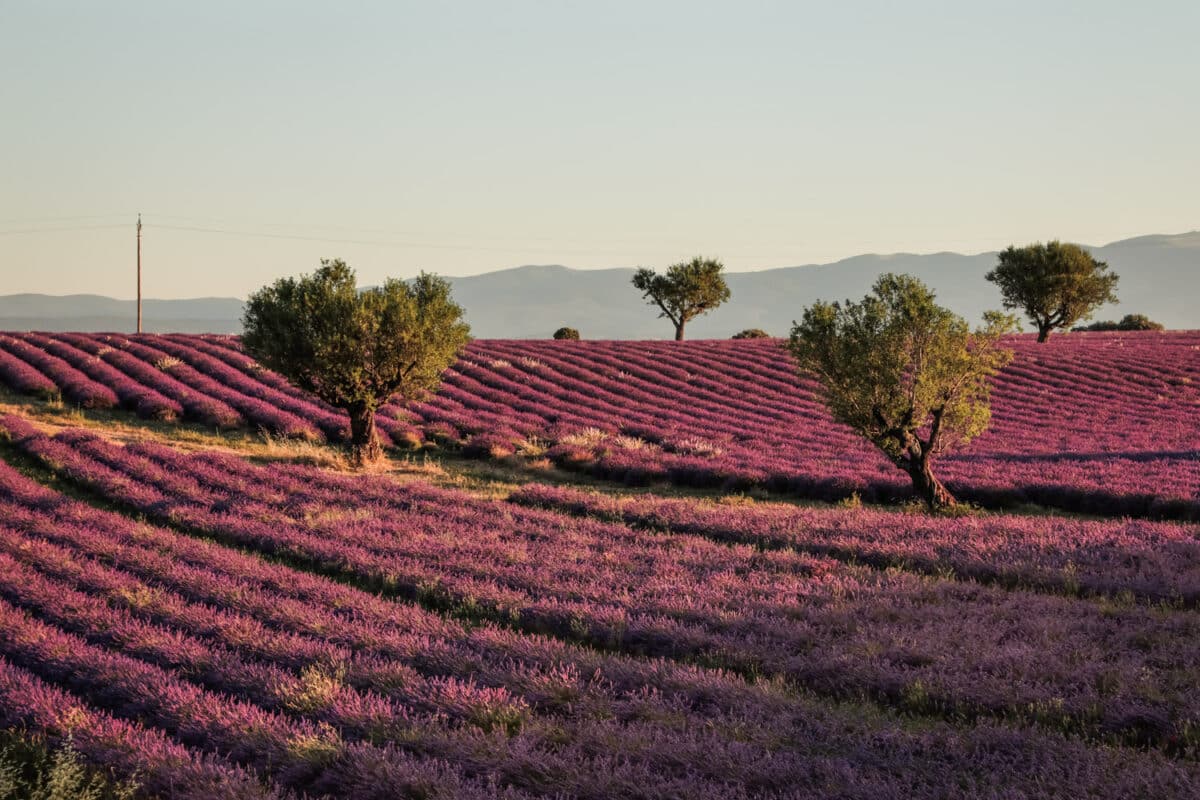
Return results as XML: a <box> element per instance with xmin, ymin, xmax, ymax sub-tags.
<box><xmin>788</xmin><ymin>273</ymin><xmax>1015</xmax><ymax>511</ymax></box>
<box><xmin>632</xmin><ymin>256</ymin><xmax>731</xmax><ymax>341</ymax></box>
<box><xmin>242</xmin><ymin>259</ymin><xmax>470</xmax><ymax>466</ymax></box>
<box><xmin>986</xmin><ymin>241</ymin><xmax>1118</xmax><ymax>342</ymax></box>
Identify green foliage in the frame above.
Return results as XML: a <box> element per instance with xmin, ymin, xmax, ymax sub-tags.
<box><xmin>632</xmin><ymin>256</ymin><xmax>731</xmax><ymax>340</ymax></box>
<box><xmin>731</xmin><ymin>328</ymin><xmax>770</xmax><ymax>339</ymax></box>
<box><xmin>837</xmin><ymin>492</ymin><xmax>863</xmax><ymax>509</ymax></box>
<box><xmin>242</xmin><ymin>259</ymin><xmax>470</xmax><ymax>464</ymax></box>
<box><xmin>985</xmin><ymin>241</ymin><xmax>1119</xmax><ymax>341</ymax></box>
<box><xmin>1074</xmin><ymin>313</ymin><xmax>1165</xmax><ymax>332</ymax></box>
<box><xmin>1118</xmin><ymin>313</ymin><xmax>1165</xmax><ymax>331</ymax></box>
<box><xmin>0</xmin><ymin>734</ymin><xmax>137</xmax><ymax>800</ymax></box>
<box><xmin>243</xmin><ymin>259</ymin><xmax>470</xmax><ymax>408</ymax></box>
<box><xmin>553</xmin><ymin>327</ymin><xmax>581</xmax><ymax>340</ymax></box>
<box><xmin>788</xmin><ymin>273</ymin><xmax>1015</xmax><ymax>510</ymax></box>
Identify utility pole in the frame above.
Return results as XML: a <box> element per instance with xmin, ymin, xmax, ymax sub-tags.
<box><xmin>136</xmin><ymin>213</ymin><xmax>143</xmax><ymax>334</ymax></box>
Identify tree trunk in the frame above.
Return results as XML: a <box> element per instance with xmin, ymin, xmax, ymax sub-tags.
<box><xmin>1036</xmin><ymin>324</ymin><xmax>1051</xmax><ymax>343</ymax></box>
<box><xmin>674</xmin><ymin>321</ymin><xmax>685</xmax><ymax>341</ymax></box>
<box><xmin>908</xmin><ymin>457</ymin><xmax>956</xmax><ymax>512</ymax></box>
<box><xmin>347</xmin><ymin>401</ymin><xmax>383</xmax><ymax>467</ymax></box>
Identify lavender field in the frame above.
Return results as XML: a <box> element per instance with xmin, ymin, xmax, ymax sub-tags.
<box><xmin>0</xmin><ymin>331</ymin><xmax>1198</xmax><ymax>797</ymax></box>
<box><xmin>0</xmin><ymin>330</ymin><xmax>1198</xmax><ymax>518</ymax></box>
<box><xmin>0</xmin><ymin>416</ymin><xmax>1198</xmax><ymax>797</ymax></box>
<box><xmin>10</xmin><ymin>3</ymin><xmax>1198</xmax><ymax>795</ymax></box>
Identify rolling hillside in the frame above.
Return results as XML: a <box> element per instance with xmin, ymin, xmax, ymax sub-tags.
<box><xmin>1</xmin><ymin>330</ymin><xmax>1196</xmax><ymax>519</ymax></box>
<box><xmin>1</xmin><ymin>330</ymin><xmax>1199</xmax><ymax>796</ymax></box>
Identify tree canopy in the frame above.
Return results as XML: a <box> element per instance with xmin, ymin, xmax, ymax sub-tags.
<box><xmin>553</xmin><ymin>326</ymin><xmax>581</xmax><ymax>340</ymax></box>
<box><xmin>788</xmin><ymin>273</ymin><xmax>1015</xmax><ymax>511</ymax></box>
<box><xmin>985</xmin><ymin>241</ymin><xmax>1118</xmax><ymax>342</ymax></box>
<box><xmin>242</xmin><ymin>259</ymin><xmax>470</xmax><ymax>465</ymax></box>
<box><xmin>632</xmin><ymin>256</ymin><xmax>731</xmax><ymax>341</ymax></box>
<box><xmin>1074</xmin><ymin>313</ymin><xmax>1164</xmax><ymax>332</ymax></box>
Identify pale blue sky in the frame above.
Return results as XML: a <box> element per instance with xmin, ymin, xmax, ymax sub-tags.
<box><xmin>1</xmin><ymin>1</ymin><xmax>1197</xmax><ymax>298</ymax></box>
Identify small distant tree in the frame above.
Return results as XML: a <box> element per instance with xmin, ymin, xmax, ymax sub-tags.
<box><xmin>1116</xmin><ymin>313</ymin><xmax>1164</xmax><ymax>331</ymax></box>
<box><xmin>632</xmin><ymin>256</ymin><xmax>731</xmax><ymax>341</ymax></box>
<box><xmin>788</xmin><ymin>273</ymin><xmax>1015</xmax><ymax>511</ymax></box>
<box><xmin>1075</xmin><ymin>313</ymin><xmax>1164</xmax><ymax>332</ymax></box>
<box><xmin>553</xmin><ymin>327</ymin><xmax>580</xmax><ymax>340</ymax></box>
<box><xmin>242</xmin><ymin>259</ymin><xmax>470</xmax><ymax>467</ymax></box>
<box><xmin>732</xmin><ymin>328</ymin><xmax>770</xmax><ymax>339</ymax></box>
<box><xmin>986</xmin><ymin>241</ymin><xmax>1119</xmax><ymax>342</ymax></box>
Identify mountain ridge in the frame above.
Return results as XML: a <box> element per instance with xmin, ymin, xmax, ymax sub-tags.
<box><xmin>3</xmin><ymin>231</ymin><xmax>1196</xmax><ymax>337</ymax></box>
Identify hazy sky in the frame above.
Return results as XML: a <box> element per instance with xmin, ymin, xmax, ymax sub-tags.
<box><xmin>2</xmin><ymin>1</ymin><xmax>1197</xmax><ymax>298</ymax></box>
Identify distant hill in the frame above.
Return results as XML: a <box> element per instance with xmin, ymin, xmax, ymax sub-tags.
<box><xmin>3</xmin><ymin>231</ymin><xmax>1196</xmax><ymax>337</ymax></box>
<box><xmin>0</xmin><ymin>295</ymin><xmax>244</xmax><ymax>334</ymax></box>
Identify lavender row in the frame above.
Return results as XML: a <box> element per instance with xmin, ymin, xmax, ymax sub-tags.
<box><xmin>434</xmin><ymin>336</ymin><xmax>1200</xmax><ymax>518</ymax></box>
<box><xmin>0</xmin><ymin>346</ymin><xmax>59</xmax><ymax>400</ymax></box>
<box><xmin>0</xmin><ymin>449</ymin><xmax>890</xmax><ymax>778</ymax></box>
<box><xmin>0</xmin><ymin>544</ymin><xmax>807</xmax><ymax>800</ymax></box>
<box><xmin>2</xmin><ymin>515</ymin><xmax>914</xmax><ymax>799</ymax></box>
<box><xmin>138</xmin><ymin>334</ymin><xmax>352</xmax><ymax>442</ymax></box>
<box><xmin>53</xmin><ymin>332</ymin><xmax>246</xmax><ymax>427</ymax></box>
<box><xmin>2</xmin><ymin>331</ymin><xmax>1196</xmax><ymax>517</ymax></box>
<box><xmin>13</xmin><ymin>420</ymin><xmax>1200</xmax><ymax>751</ymax></box>
<box><xmin>0</xmin><ymin>596</ymin><xmax>519</xmax><ymax>800</ymax></box>
<box><xmin>0</xmin><ymin>450</ymin><xmax>815</xmax><ymax>736</ymax></box>
<box><xmin>0</xmin><ymin>658</ymin><xmax>288</xmax><ymax>800</ymax></box>
<box><xmin>20</xmin><ymin>332</ymin><xmax>183</xmax><ymax>420</ymax></box>
<box><xmin>509</xmin><ymin>484</ymin><xmax>1200</xmax><ymax>605</ymax></box>
<box><xmin>0</xmin><ymin>440</ymin><xmax>719</xmax><ymax>712</ymax></box>
<box><xmin>84</xmin><ymin>335</ymin><xmax>323</xmax><ymax>440</ymax></box>
<box><xmin>153</xmin><ymin>333</ymin><xmax>427</xmax><ymax>445</ymax></box>
<box><xmin>0</xmin><ymin>536</ymin><xmax>524</xmax><ymax>728</ymax></box>
<box><xmin>3</xmin><ymin>444</ymin><xmax>1200</xmax><ymax>795</ymax></box>
<box><xmin>67</xmin><ymin>333</ymin><xmax>418</xmax><ymax>445</ymax></box>
<box><xmin>5</xmin><ymin>436</ymin><xmax>1095</xmax><ymax>798</ymax></box>
<box><xmin>152</xmin><ymin>333</ymin><xmax>427</xmax><ymax>447</ymax></box>
<box><xmin>0</xmin><ymin>334</ymin><xmax>118</xmax><ymax>409</ymax></box>
<box><xmin>171</xmin><ymin>334</ymin><xmax>425</xmax><ymax>445</ymax></box>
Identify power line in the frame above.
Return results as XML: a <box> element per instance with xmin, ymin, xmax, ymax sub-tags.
<box><xmin>0</xmin><ymin>218</ymin><xmax>1050</xmax><ymax>262</ymax></box>
<box><xmin>141</xmin><ymin>212</ymin><xmax>707</xmax><ymax>251</ymax></box>
<box><xmin>0</xmin><ymin>213</ymin><xmax>129</xmax><ymax>226</ymax></box>
<box><xmin>4</xmin><ymin>211</ymin><xmax>1179</xmax><ymax>265</ymax></box>
<box><xmin>0</xmin><ymin>224</ymin><xmax>128</xmax><ymax>237</ymax></box>
<box><xmin>0</xmin><ymin>217</ymin><xmax>725</xmax><ymax>260</ymax></box>
<box><xmin>143</xmin><ymin>212</ymin><xmax>571</xmax><ymax>244</ymax></box>
<box><xmin>148</xmin><ymin>222</ymin><xmax>675</xmax><ymax>258</ymax></box>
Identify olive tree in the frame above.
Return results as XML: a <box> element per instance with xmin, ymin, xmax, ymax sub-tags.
<box><xmin>985</xmin><ymin>241</ymin><xmax>1118</xmax><ymax>342</ymax></box>
<box><xmin>788</xmin><ymin>273</ymin><xmax>1015</xmax><ymax>511</ymax></box>
<box><xmin>632</xmin><ymin>256</ymin><xmax>731</xmax><ymax>341</ymax></box>
<box><xmin>242</xmin><ymin>259</ymin><xmax>470</xmax><ymax>466</ymax></box>
<box><xmin>1074</xmin><ymin>313</ymin><xmax>1164</xmax><ymax>332</ymax></box>
<box><xmin>731</xmin><ymin>328</ymin><xmax>770</xmax><ymax>339</ymax></box>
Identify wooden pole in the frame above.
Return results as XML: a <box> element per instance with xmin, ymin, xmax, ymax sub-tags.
<box><xmin>136</xmin><ymin>213</ymin><xmax>142</xmax><ymax>334</ymax></box>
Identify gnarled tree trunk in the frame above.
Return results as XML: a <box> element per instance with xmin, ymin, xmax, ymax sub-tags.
<box><xmin>907</xmin><ymin>455</ymin><xmax>956</xmax><ymax>512</ymax></box>
<box><xmin>674</xmin><ymin>321</ymin><xmax>686</xmax><ymax>341</ymax></box>
<box><xmin>347</xmin><ymin>400</ymin><xmax>383</xmax><ymax>467</ymax></box>
<box><xmin>1036</xmin><ymin>324</ymin><xmax>1052</xmax><ymax>343</ymax></box>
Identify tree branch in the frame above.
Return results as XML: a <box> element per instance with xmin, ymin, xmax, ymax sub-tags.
<box><xmin>924</xmin><ymin>405</ymin><xmax>945</xmax><ymax>454</ymax></box>
<box><xmin>651</xmin><ymin>297</ymin><xmax>680</xmax><ymax>327</ymax></box>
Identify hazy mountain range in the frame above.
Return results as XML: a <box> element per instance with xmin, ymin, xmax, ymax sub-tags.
<box><xmin>2</xmin><ymin>231</ymin><xmax>1196</xmax><ymax>338</ymax></box>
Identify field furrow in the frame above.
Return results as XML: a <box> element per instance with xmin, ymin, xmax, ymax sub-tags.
<box><xmin>7</xmin><ymin>418</ymin><xmax>1200</xmax><ymax>754</ymax></box>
